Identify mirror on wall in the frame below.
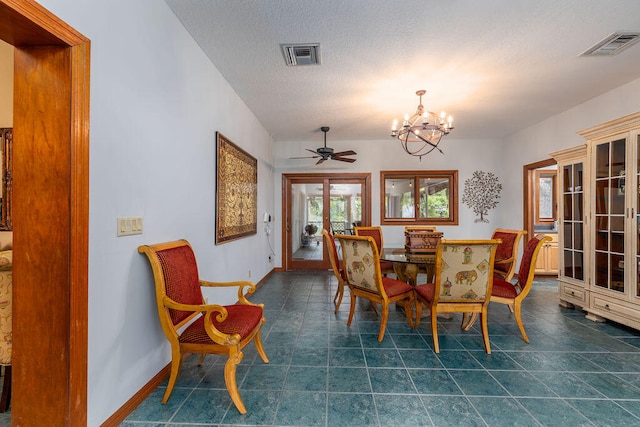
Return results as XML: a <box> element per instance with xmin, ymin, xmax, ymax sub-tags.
<box><xmin>0</xmin><ymin>128</ymin><xmax>11</xmax><ymax>231</ymax></box>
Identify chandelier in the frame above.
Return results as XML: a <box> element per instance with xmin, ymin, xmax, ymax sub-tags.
<box><xmin>390</xmin><ymin>89</ymin><xmax>454</xmax><ymax>160</ymax></box>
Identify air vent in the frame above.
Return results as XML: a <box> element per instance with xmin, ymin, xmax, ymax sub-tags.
<box><xmin>579</xmin><ymin>32</ymin><xmax>640</xmax><ymax>57</ymax></box>
<box><xmin>281</xmin><ymin>43</ymin><xmax>320</xmax><ymax>66</ymax></box>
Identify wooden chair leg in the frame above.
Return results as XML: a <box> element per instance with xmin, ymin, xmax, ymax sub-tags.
<box><xmin>431</xmin><ymin>308</ymin><xmax>439</xmax><ymax>353</ymax></box>
<box><xmin>414</xmin><ymin>300</ymin><xmax>423</xmax><ymax>328</ymax></box>
<box><xmin>461</xmin><ymin>312</ymin><xmax>479</xmax><ymax>331</ymax></box>
<box><xmin>480</xmin><ymin>309</ymin><xmax>491</xmax><ymax>354</ymax></box>
<box><xmin>162</xmin><ymin>350</ymin><xmax>183</xmax><ymax>404</ymax></box>
<box><xmin>378</xmin><ymin>303</ymin><xmax>389</xmax><ymax>342</ymax></box>
<box><xmin>513</xmin><ymin>301</ymin><xmax>529</xmax><ymax>343</ymax></box>
<box><xmin>0</xmin><ymin>365</ymin><xmax>11</xmax><ymax>413</ymax></box>
<box><xmin>224</xmin><ymin>352</ymin><xmax>246</xmax><ymax>414</ymax></box>
<box><xmin>254</xmin><ymin>330</ymin><xmax>270</xmax><ymax>363</ymax></box>
<box><xmin>347</xmin><ymin>294</ymin><xmax>357</xmax><ymax>327</ymax></box>
<box><xmin>333</xmin><ymin>282</ymin><xmax>344</xmax><ymax>313</ymax></box>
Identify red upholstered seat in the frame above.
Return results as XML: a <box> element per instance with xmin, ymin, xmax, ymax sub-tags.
<box><xmin>491</xmin><ymin>278</ymin><xmax>519</xmax><ymax>299</ymax></box>
<box><xmin>180</xmin><ymin>305</ymin><xmax>264</xmax><ymax>344</ymax></box>
<box><xmin>414</xmin><ymin>283</ymin><xmax>435</xmax><ymax>303</ymax></box>
<box><xmin>382</xmin><ymin>277</ymin><xmax>413</xmax><ymax>298</ymax></box>
<box><xmin>491</xmin><ymin>229</ymin><xmax>526</xmax><ymax>282</ymax></box>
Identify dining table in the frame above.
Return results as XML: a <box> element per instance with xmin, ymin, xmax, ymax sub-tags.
<box><xmin>380</xmin><ymin>248</ymin><xmax>436</xmax><ymax>286</ymax></box>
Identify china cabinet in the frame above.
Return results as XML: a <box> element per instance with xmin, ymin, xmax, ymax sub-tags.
<box><xmin>577</xmin><ymin>112</ymin><xmax>640</xmax><ymax>329</ymax></box>
<box><xmin>551</xmin><ymin>145</ymin><xmax>587</xmax><ymax>308</ymax></box>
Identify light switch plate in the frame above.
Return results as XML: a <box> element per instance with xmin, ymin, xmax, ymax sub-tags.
<box><xmin>117</xmin><ymin>216</ymin><xmax>143</xmax><ymax>236</ymax></box>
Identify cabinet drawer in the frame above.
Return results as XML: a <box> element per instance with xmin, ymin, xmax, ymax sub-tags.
<box><xmin>591</xmin><ymin>295</ymin><xmax>640</xmax><ymax>321</ymax></box>
<box><xmin>559</xmin><ymin>282</ymin><xmax>586</xmax><ymax>304</ymax></box>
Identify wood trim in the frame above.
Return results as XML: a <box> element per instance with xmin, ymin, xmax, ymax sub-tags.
<box><xmin>281</xmin><ymin>173</ymin><xmax>371</xmax><ymax>271</ymax></box>
<box><xmin>100</xmin><ymin>364</ymin><xmax>171</xmax><ymax>427</ymax></box>
<box><xmin>523</xmin><ymin>158</ymin><xmax>556</xmax><ymax>238</ymax></box>
<box><xmin>1</xmin><ymin>0</ymin><xmax>90</xmax><ymax>425</ymax></box>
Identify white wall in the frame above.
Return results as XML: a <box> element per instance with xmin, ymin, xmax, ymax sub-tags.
<box><xmin>274</xmin><ymin>136</ymin><xmax>506</xmax><ymax>260</ymax></box>
<box><xmin>501</xmin><ymin>77</ymin><xmax>640</xmax><ymax>230</ymax></box>
<box><xmin>36</xmin><ymin>0</ymin><xmax>275</xmax><ymax>425</ymax></box>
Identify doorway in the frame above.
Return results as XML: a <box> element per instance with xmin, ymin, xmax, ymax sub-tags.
<box><xmin>0</xmin><ymin>1</ymin><xmax>90</xmax><ymax>425</ymax></box>
<box><xmin>282</xmin><ymin>173</ymin><xmax>371</xmax><ymax>270</ymax></box>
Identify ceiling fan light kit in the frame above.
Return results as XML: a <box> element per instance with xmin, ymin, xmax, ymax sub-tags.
<box><xmin>391</xmin><ymin>89</ymin><xmax>454</xmax><ymax>160</ymax></box>
<box><xmin>290</xmin><ymin>126</ymin><xmax>357</xmax><ymax>165</ymax></box>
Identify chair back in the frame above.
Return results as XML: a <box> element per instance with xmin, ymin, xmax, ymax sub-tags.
<box><xmin>330</xmin><ymin>221</ymin><xmax>346</xmax><ymax>235</ymax></box>
<box><xmin>514</xmin><ymin>234</ymin><xmax>551</xmax><ymax>294</ymax></box>
<box><xmin>138</xmin><ymin>240</ymin><xmax>204</xmax><ymax>332</ymax></box>
<box><xmin>491</xmin><ymin>228</ymin><xmax>527</xmax><ymax>281</ymax></box>
<box><xmin>354</xmin><ymin>226</ymin><xmax>384</xmax><ymax>252</ymax></box>
<box><xmin>433</xmin><ymin>239</ymin><xmax>500</xmax><ymax>304</ymax></box>
<box><xmin>336</xmin><ymin>235</ymin><xmax>384</xmax><ymax>295</ymax></box>
<box><xmin>322</xmin><ymin>228</ymin><xmax>344</xmax><ymax>280</ymax></box>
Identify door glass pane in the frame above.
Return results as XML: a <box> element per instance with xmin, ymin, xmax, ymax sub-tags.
<box><xmin>564</xmin><ymin>250</ymin><xmax>573</xmax><ymax>278</ymax></box>
<box><xmin>538</xmin><ymin>177</ymin><xmax>554</xmax><ymax>219</ymax></box>
<box><xmin>330</xmin><ymin>183</ymin><xmax>362</xmax><ymax>235</ymax></box>
<box><xmin>291</xmin><ymin>182</ymin><xmax>323</xmax><ymax>260</ymax></box>
<box><xmin>595</xmin><ymin>143</ymin><xmax>609</xmax><ymax>178</ymax></box>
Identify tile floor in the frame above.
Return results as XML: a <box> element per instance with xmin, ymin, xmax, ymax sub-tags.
<box><xmin>123</xmin><ymin>271</ymin><xmax>640</xmax><ymax>426</ymax></box>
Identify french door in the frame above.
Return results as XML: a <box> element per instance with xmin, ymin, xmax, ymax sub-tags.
<box><xmin>283</xmin><ymin>173</ymin><xmax>371</xmax><ymax>270</ymax></box>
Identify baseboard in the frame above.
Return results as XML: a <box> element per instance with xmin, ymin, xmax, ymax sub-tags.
<box><xmin>100</xmin><ymin>363</ymin><xmax>170</xmax><ymax>427</ymax></box>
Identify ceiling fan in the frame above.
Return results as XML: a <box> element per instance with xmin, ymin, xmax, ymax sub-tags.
<box><xmin>290</xmin><ymin>126</ymin><xmax>357</xmax><ymax>165</ymax></box>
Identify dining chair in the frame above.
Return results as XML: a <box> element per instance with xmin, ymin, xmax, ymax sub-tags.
<box><xmin>462</xmin><ymin>235</ymin><xmax>551</xmax><ymax>343</ymax></box>
<box><xmin>335</xmin><ymin>234</ymin><xmax>414</xmax><ymax>341</ymax></box>
<box><xmin>138</xmin><ymin>239</ymin><xmax>269</xmax><ymax>414</ymax></box>
<box><xmin>354</xmin><ymin>226</ymin><xmax>395</xmax><ymax>276</ymax></box>
<box><xmin>322</xmin><ymin>228</ymin><xmax>348</xmax><ymax>313</ymax></box>
<box><xmin>491</xmin><ymin>228</ymin><xmax>527</xmax><ymax>282</ymax></box>
<box><xmin>414</xmin><ymin>239</ymin><xmax>500</xmax><ymax>353</ymax></box>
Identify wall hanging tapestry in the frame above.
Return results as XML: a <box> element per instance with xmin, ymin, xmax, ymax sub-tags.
<box><xmin>215</xmin><ymin>132</ymin><xmax>257</xmax><ymax>244</ymax></box>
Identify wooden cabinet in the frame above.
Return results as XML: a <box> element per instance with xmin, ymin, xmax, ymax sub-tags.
<box><xmin>535</xmin><ymin>233</ymin><xmax>559</xmax><ymax>275</ymax></box>
<box><xmin>551</xmin><ymin>145</ymin><xmax>587</xmax><ymax>308</ymax></box>
<box><xmin>575</xmin><ymin>112</ymin><xmax>640</xmax><ymax>329</ymax></box>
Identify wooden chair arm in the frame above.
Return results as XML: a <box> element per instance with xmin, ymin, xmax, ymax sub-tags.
<box><xmin>199</xmin><ymin>280</ymin><xmax>259</xmax><ymax>305</ymax></box>
<box><xmin>494</xmin><ymin>257</ymin><xmax>514</xmax><ymax>265</ymax></box>
<box><xmin>162</xmin><ymin>296</ymin><xmax>239</xmax><ymax>345</ymax></box>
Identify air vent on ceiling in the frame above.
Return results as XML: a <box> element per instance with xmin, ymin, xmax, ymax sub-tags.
<box><xmin>579</xmin><ymin>32</ymin><xmax>640</xmax><ymax>57</ymax></box>
<box><xmin>281</xmin><ymin>43</ymin><xmax>320</xmax><ymax>66</ymax></box>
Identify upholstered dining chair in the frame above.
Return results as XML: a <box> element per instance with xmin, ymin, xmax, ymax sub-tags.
<box><xmin>491</xmin><ymin>228</ymin><xmax>527</xmax><ymax>282</ymax></box>
<box><xmin>322</xmin><ymin>229</ymin><xmax>348</xmax><ymax>313</ymax></box>
<box><xmin>354</xmin><ymin>226</ymin><xmax>394</xmax><ymax>276</ymax></box>
<box><xmin>138</xmin><ymin>240</ymin><xmax>269</xmax><ymax>414</ymax></box>
<box><xmin>335</xmin><ymin>234</ymin><xmax>414</xmax><ymax>341</ymax></box>
<box><xmin>414</xmin><ymin>239</ymin><xmax>500</xmax><ymax>353</ymax></box>
<box><xmin>462</xmin><ymin>235</ymin><xmax>551</xmax><ymax>343</ymax></box>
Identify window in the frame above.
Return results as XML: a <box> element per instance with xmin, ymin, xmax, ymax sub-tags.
<box><xmin>381</xmin><ymin>170</ymin><xmax>458</xmax><ymax>225</ymax></box>
<box><xmin>535</xmin><ymin>169</ymin><xmax>557</xmax><ymax>224</ymax></box>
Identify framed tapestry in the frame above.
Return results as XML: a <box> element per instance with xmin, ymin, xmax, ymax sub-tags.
<box><xmin>215</xmin><ymin>132</ymin><xmax>257</xmax><ymax>244</ymax></box>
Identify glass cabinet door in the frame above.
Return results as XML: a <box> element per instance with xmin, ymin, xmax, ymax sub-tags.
<box><xmin>594</xmin><ymin>138</ymin><xmax>626</xmax><ymax>292</ymax></box>
<box><xmin>562</xmin><ymin>162</ymin><xmax>584</xmax><ymax>280</ymax></box>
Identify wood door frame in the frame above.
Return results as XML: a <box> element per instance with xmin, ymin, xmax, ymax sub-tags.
<box><xmin>523</xmin><ymin>158</ymin><xmax>556</xmax><ymax>238</ymax></box>
<box><xmin>282</xmin><ymin>173</ymin><xmax>371</xmax><ymax>271</ymax></box>
<box><xmin>1</xmin><ymin>1</ymin><xmax>90</xmax><ymax>425</ymax></box>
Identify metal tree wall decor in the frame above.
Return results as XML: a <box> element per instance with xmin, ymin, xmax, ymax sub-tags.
<box><xmin>462</xmin><ymin>171</ymin><xmax>502</xmax><ymax>223</ymax></box>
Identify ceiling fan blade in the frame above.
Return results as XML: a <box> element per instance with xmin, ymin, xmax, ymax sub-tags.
<box><xmin>289</xmin><ymin>155</ymin><xmax>320</xmax><ymax>159</ymax></box>
<box><xmin>306</xmin><ymin>148</ymin><xmax>321</xmax><ymax>155</ymax></box>
<box><xmin>332</xmin><ymin>150</ymin><xmax>357</xmax><ymax>157</ymax></box>
<box><xmin>315</xmin><ymin>157</ymin><xmax>326</xmax><ymax>165</ymax></box>
<box><xmin>333</xmin><ymin>156</ymin><xmax>357</xmax><ymax>163</ymax></box>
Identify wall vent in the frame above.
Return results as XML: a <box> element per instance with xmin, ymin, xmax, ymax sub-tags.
<box><xmin>281</xmin><ymin>44</ymin><xmax>320</xmax><ymax>66</ymax></box>
<box><xmin>579</xmin><ymin>32</ymin><xmax>640</xmax><ymax>57</ymax></box>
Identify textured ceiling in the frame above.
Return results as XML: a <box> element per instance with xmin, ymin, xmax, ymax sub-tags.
<box><xmin>165</xmin><ymin>0</ymin><xmax>640</xmax><ymax>145</ymax></box>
